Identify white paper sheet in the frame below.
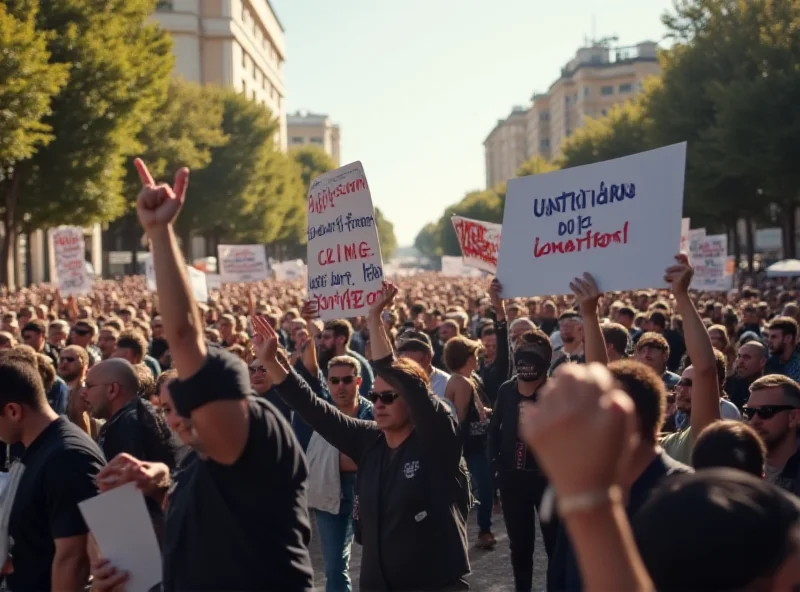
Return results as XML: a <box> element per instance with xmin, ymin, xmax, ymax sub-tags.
<box><xmin>79</xmin><ymin>482</ymin><xmax>162</xmax><ymax>592</ymax></box>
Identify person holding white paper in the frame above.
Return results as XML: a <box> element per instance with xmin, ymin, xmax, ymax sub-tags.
<box><xmin>0</xmin><ymin>355</ymin><xmax>105</xmax><ymax>591</ymax></box>
<box><xmin>111</xmin><ymin>159</ymin><xmax>313</xmax><ymax>591</ymax></box>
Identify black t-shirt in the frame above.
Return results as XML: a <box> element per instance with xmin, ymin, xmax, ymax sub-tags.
<box><xmin>163</xmin><ymin>349</ymin><xmax>313</xmax><ymax>591</ymax></box>
<box><xmin>7</xmin><ymin>417</ymin><xmax>105</xmax><ymax>592</ymax></box>
<box><xmin>489</xmin><ymin>378</ymin><xmax>543</xmax><ymax>473</ymax></box>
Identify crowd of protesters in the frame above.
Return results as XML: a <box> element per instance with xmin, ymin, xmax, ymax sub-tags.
<box><xmin>1</xmin><ymin>160</ymin><xmax>800</xmax><ymax>591</ymax></box>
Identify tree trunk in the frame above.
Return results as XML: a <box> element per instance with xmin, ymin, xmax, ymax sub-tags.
<box><xmin>1</xmin><ymin>171</ymin><xmax>21</xmax><ymax>290</ymax></box>
<box><xmin>24</xmin><ymin>233</ymin><xmax>33</xmax><ymax>286</ymax></box>
<box><xmin>731</xmin><ymin>221</ymin><xmax>741</xmax><ymax>270</ymax></box>
<box><xmin>744</xmin><ymin>217</ymin><xmax>755</xmax><ymax>277</ymax></box>
<box><xmin>787</xmin><ymin>205</ymin><xmax>798</xmax><ymax>259</ymax></box>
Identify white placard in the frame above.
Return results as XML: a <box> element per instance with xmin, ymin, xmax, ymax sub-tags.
<box><xmin>205</xmin><ymin>273</ymin><xmax>222</xmax><ymax>292</ymax></box>
<box><xmin>79</xmin><ymin>483</ymin><xmax>162</xmax><ymax>592</ymax></box>
<box><xmin>496</xmin><ymin>143</ymin><xmax>687</xmax><ymax>297</ymax></box>
<box><xmin>451</xmin><ymin>215</ymin><xmax>502</xmax><ymax>274</ymax></box>
<box><xmin>306</xmin><ymin>161</ymin><xmax>385</xmax><ymax>320</ymax></box>
<box><xmin>441</xmin><ymin>256</ymin><xmax>483</xmax><ymax>277</ymax></box>
<box><xmin>688</xmin><ymin>228</ymin><xmax>706</xmax><ymax>252</ymax></box>
<box><xmin>691</xmin><ymin>234</ymin><xmax>732</xmax><ymax>291</ymax></box>
<box><xmin>273</xmin><ymin>260</ymin><xmax>307</xmax><ymax>281</ymax></box>
<box><xmin>49</xmin><ymin>226</ymin><xmax>92</xmax><ymax>296</ymax></box>
<box><xmin>217</xmin><ymin>244</ymin><xmax>269</xmax><ymax>284</ymax></box>
<box><xmin>145</xmin><ymin>256</ymin><xmax>209</xmax><ymax>302</ymax></box>
<box><xmin>680</xmin><ymin>218</ymin><xmax>690</xmax><ymax>252</ymax></box>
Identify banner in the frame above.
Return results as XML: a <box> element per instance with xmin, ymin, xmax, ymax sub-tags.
<box><xmin>306</xmin><ymin>161</ymin><xmax>385</xmax><ymax>320</ymax></box>
<box><xmin>691</xmin><ymin>234</ymin><xmax>732</xmax><ymax>291</ymax></box>
<box><xmin>49</xmin><ymin>226</ymin><xmax>92</xmax><ymax>296</ymax></box>
<box><xmin>217</xmin><ymin>244</ymin><xmax>269</xmax><ymax>284</ymax></box>
<box><xmin>451</xmin><ymin>215</ymin><xmax>502</xmax><ymax>273</ymax></box>
<box><xmin>145</xmin><ymin>256</ymin><xmax>209</xmax><ymax>302</ymax></box>
<box><xmin>496</xmin><ymin>143</ymin><xmax>687</xmax><ymax>297</ymax></box>
<box><xmin>273</xmin><ymin>260</ymin><xmax>307</xmax><ymax>281</ymax></box>
<box><xmin>441</xmin><ymin>256</ymin><xmax>484</xmax><ymax>277</ymax></box>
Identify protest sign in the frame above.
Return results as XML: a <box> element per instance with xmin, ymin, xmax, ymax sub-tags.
<box><xmin>145</xmin><ymin>256</ymin><xmax>209</xmax><ymax>302</ymax></box>
<box><xmin>306</xmin><ymin>161</ymin><xmax>384</xmax><ymax>320</ymax></box>
<box><xmin>691</xmin><ymin>234</ymin><xmax>732</xmax><ymax>291</ymax></box>
<box><xmin>205</xmin><ymin>273</ymin><xmax>222</xmax><ymax>292</ymax></box>
<box><xmin>688</xmin><ymin>227</ymin><xmax>706</xmax><ymax>251</ymax></box>
<box><xmin>49</xmin><ymin>226</ymin><xmax>92</xmax><ymax>296</ymax></box>
<box><xmin>451</xmin><ymin>215</ymin><xmax>502</xmax><ymax>273</ymax></box>
<box><xmin>273</xmin><ymin>259</ymin><xmax>307</xmax><ymax>281</ymax></box>
<box><xmin>496</xmin><ymin>143</ymin><xmax>687</xmax><ymax>297</ymax></box>
<box><xmin>680</xmin><ymin>218</ymin><xmax>690</xmax><ymax>252</ymax></box>
<box><xmin>441</xmin><ymin>256</ymin><xmax>484</xmax><ymax>277</ymax></box>
<box><xmin>217</xmin><ymin>244</ymin><xmax>269</xmax><ymax>284</ymax></box>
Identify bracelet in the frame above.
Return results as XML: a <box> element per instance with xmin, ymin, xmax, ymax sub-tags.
<box><xmin>539</xmin><ymin>485</ymin><xmax>622</xmax><ymax>522</ymax></box>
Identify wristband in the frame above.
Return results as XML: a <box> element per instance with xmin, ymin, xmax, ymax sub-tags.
<box><xmin>540</xmin><ymin>485</ymin><xmax>622</xmax><ymax>522</ymax></box>
<box><xmin>169</xmin><ymin>347</ymin><xmax>251</xmax><ymax>418</ymax></box>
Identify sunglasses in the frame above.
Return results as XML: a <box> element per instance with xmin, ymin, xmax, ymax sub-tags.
<box><xmin>249</xmin><ymin>366</ymin><xmax>266</xmax><ymax>374</ymax></box>
<box><xmin>59</xmin><ymin>357</ymin><xmax>77</xmax><ymax>364</ymax></box>
<box><xmin>329</xmin><ymin>376</ymin><xmax>356</xmax><ymax>385</ymax></box>
<box><xmin>366</xmin><ymin>390</ymin><xmax>399</xmax><ymax>405</ymax></box>
<box><xmin>743</xmin><ymin>405</ymin><xmax>798</xmax><ymax>420</ymax></box>
<box><xmin>72</xmin><ymin>327</ymin><xmax>90</xmax><ymax>336</ymax></box>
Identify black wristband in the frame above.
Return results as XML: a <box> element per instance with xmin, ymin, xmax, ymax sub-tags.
<box><xmin>169</xmin><ymin>347</ymin><xmax>251</xmax><ymax>418</ymax></box>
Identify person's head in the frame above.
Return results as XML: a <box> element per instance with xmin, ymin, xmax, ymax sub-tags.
<box><xmin>0</xmin><ymin>332</ymin><xmax>16</xmax><ymax>350</ymax></box>
<box><xmin>692</xmin><ymin>420</ymin><xmax>766</xmax><ymax>478</ymax></box>
<box><xmin>514</xmin><ymin>329</ymin><xmax>553</xmax><ymax>383</ymax></box>
<box><xmin>708</xmin><ymin>324</ymin><xmax>729</xmax><ymax>353</ymax></box>
<box><xmin>57</xmin><ymin>345</ymin><xmax>89</xmax><ymax>384</ymax></box>
<box><xmin>437</xmin><ymin>319</ymin><xmax>460</xmax><ymax>344</ymax></box>
<box><xmin>601</xmin><ymin>322</ymin><xmax>630</xmax><ymax>361</ymax></box>
<box><xmin>768</xmin><ymin>317</ymin><xmax>798</xmax><ymax>358</ymax></box>
<box><xmin>644</xmin><ymin>310</ymin><xmax>667</xmax><ymax>334</ymax></box>
<box><xmin>743</xmin><ymin>304</ymin><xmax>760</xmax><ymax>326</ymax></box>
<box><xmin>369</xmin><ymin>357</ymin><xmax>430</xmax><ymax>433</ymax></box>
<box><xmin>18</xmin><ymin>306</ymin><xmax>34</xmax><ymax>326</ymax></box>
<box><xmin>133</xmin><ymin>363</ymin><xmax>156</xmax><ymax>401</ymax></box>
<box><xmin>321</xmin><ymin>319</ymin><xmax>353</xmax><ymax>356</ymax></box>
<box><xmin>510</xmin><ymin>318</ymin><xmax>536</xmax><ymax>347</ymax></box>
<box><xmin>735</xmin><ymin>341</ymin><xmax>768</xmax><ymax>379</ymax></box>
<box><xmin>396</xmin><ymin>334</ymin><xmax>434</xmax><ymax>373</ymax></box>
<box><xmin>480</xmin><ymin>328</ymin><xmax>497</xmax><ymax>363</ymax></box>
<box><xmin>443</xmin><ymin>335</ymin><xmax>481</xmax><ymax>375</ymax></box>
<box><xmin>150</xmin><ymin>316</ymin><xmax>164</xmax><ymax>340</ymax></box>
<box><xmin>634</xmin><ymin>332</ymin><xmax>670</xmax><ymax>375</ymax></box>
<box><xmin>158</xmin><ymin>369</ymin><xmax>202</xmax><ymax>450</ymax></box>
<box><xmin>248</xmin><ymin>358</ymin><xmax>270</xmax><ymax>394</ymax></box>
<box><xmin>112</xmin><ymin>330</ymin><xmax>148</xmax><ymax>365</ymax></box>
<box><xmin>558</xmin><ymin>311</ymin><xmax>583</xmax><ymax>345</ymax></box>
<box><xmin>506</xmin><ymin>303</ymin><xmax>521</xmax><ymax>323</ymax></box>
<box><xmin>540</xmin><ymin>300</ymin><xmax>557</xmax><ymax>320</ymax></box>
<box><xmin>97</xmin><ymin>326</ymin><xmax>119</xmax><ymax>359</ymax></box>
<box><xmin>48</xmin><ymin>320</ymin><xmax>69</xmax><ymax>348</ymax></box>
<box><xmin>745</xmin><ymin>374</ymin><xmax>800</xmax><ymax>452</ymax></box>
<box><xmin>608</xmin><ymin>359</ymin><xmax>665</xmax><ymax>445</ymax></box>
<box><xmin>81</xmin><ymin>358</ymin><xmax>139</xmax><ymax>420</ymax></box>
<box><xmin>69</xmin><ymin>320</ymin><xmax>97</xmax><ymax>348</ymax></box>
<box><xmin>1</xmin><ymin>312</ymin><xmax>18</xmax><ymax>336</ymax></box>
<box><xmin>634</xmin><ymin>469</ymin><xmax>800</xmax><ymax>591</ymax></box>
<box><xmin>217</xmin><ymin>314</ymin><xmax>235</xmax><ymax>340</ymax></box>
<box><xmin>676</xmin><ymin>365</ymin><xmax>695</xmax><ymax>414</ymax></box>
<box><xmin>21</xmin><ymin>320</ymin><xmax>47</xmax><ymax>352</ymax></box>
<box><xmin>327</xmin><ymin>355</ymin><xmax>362</xmax><ymax>411</ymax></box>
<box><xmin>35</xmin><ymin>354</ymin><xmax>56</xmax><ymax>393</ymax></box>
<box><xmin>0</xmin><ymin>357</ymin><xmax>50</xmax><ymax>444</ymax></box>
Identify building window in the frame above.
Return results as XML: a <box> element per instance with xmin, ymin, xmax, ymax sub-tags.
<box><xmin>601</xmin><ymin>108</ymin><xmax>608</xmax><ymax>116</ymax></box>
<box><xmin>291</xmin><ymin>137</ymin><xmax>304</xmax><ymax>144</ymax></box>
<box><xmin>583</xmin><ymin>87</ymin><xmax>590</xmax><ymax>97</ymax></box>
<box><xmin>565</xmin><ymin>96</ymin><xmax>570</xmax><ymax>105</ymax></box>
<box><xmin>242</xmin><ymin>51</ymin><xmax>247</xmax><ymax>69</ymax></box>
<box><xmin>540</xmin><ymin>139</ymin><xmax>550</xmax><ymax>148</ymax></box>
<box><xmin>619</xmin><ymin>83</ymin><xmax>633</xmax><ymax>93</ymax></box>
<box><xmin>252</xmin><ymin>90</ymin><xmax>257</xmax><ymax>101</ymax></box>
<box><xmin>155</xmin><ymin>0</ymin><xmax>173</xmax><ymax>10</ymax></box>
<box><xmin>310</xmin><ymin>137</ymin><xmax>323</xmax><ymax>145</ymax></box>
<box><xmin>601</xmin><ymin>86</ymin><xmax>614</xmax><ymax>96</ymax></box>
<box><xmin>242</xmin><ymin>80</ymin><xmax>247</xmax><ymax>95</ymax></box>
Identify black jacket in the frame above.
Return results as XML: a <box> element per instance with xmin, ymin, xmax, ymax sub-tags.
<box><xmin>277</xmin><ymin>357</ymin><xmax>471</xmax><ymax>591</ymax></box>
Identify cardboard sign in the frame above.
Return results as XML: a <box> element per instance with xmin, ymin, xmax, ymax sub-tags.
<box><xmin>273</xmin><ymin>260</ymin><xmax>307</xmax><ymax>281</ymax></box>
<box><xmin>451</xmin><ymin>215</ymin><xmax>502</xmax><ymax>273</ymax></box>
<box><xmin>306</xmin><ymin>161</ymin><xmax>385</xmax><ymax>320</ymax></box>
<box><xmin>217</xmin><ymin>244</ymin><xmax>269</xmax><ymax>284</ymax></box>
<box><xmin>49</xmin><ymin>226</ymin><xmax>92</xmax><ymax>296</ymax></box>
<box><xmin>441</xmin><ymin>256</ymin><xmax>484</xmax><ymax>277</ymax></box>
<box><xmin>680</xmin><ymin>218</ymin><xmax>690</xmax><ymax>252</ymax></box>
<box><xmin>496</xmin><ymin>143</ymin><xmax>687</xmax><ymax>297</ymax></box>
<box><xmin>691</xmin><ymin>234</ymin><xmax>732</xmax><ymax>291</ymax></box>
<box><xmin>145</xmin><ymin>256</ymin><xmax>208</xmax><ymax>303</ymax></box>
<box><xmin>688</xmin><ymin>228</ymin><xmax>706</xmax><ymax>252</ymax></box>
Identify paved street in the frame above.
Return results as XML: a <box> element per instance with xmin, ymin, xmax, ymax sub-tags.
<box><xmin>309</xmin><ymin>507</ymin><xmax>549</xmax><ymax>591</ymax></box>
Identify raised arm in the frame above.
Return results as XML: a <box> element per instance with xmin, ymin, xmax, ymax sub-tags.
<box><xmin>666</xmin><ymin>254</ymin><xmax>720</xmax><ymax>438</ymax></box>
<box><xmin>134</xmin><ymin>159</ymin><xmax>249</xmax><ymax>466</ymax></box>
<box><xmin>366</xmin><ymin>282</ymin><xmax>397</xmax><ymax>361</ymax></box>
<box><xmin>489</xmin><ymin>279</ymin><xmax>511</xmax><ymax>381</ymax></box>
<box><xmin>571</xmin><ymin>273</ymin><xmax>608</xmax><ymax>365</ymax></box>
<box><xmin>253</xmin><ymin>316</ymin><xmax>379</xmax><ymax>462</ymax></box>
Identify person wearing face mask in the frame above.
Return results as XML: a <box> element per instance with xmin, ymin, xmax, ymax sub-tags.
<box><xmin>488</xmin><ymin>329</ymin><xmax>559</xmax><ymax>592</ymax></box>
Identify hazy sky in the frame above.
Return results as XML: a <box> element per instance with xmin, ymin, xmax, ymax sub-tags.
<box><xmin>271</xmin><ymin>0</ymin><xmax>674</xmax><ymax>245</ymax></box>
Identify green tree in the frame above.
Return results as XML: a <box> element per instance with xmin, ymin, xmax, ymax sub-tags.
<box><xmin>291</xmin><ymin>145</ymin><xmax>336</xmax><ymax>196</ymax></box>
<box><xmin>516</xmin><ymin>155</ymin><xmax>559</xmax><ymax>177</ymax></box>
<box><xmin>0</xmin><ymin>0</ymin><xmax>68</xmax><ymax>286</ymax></box>
<box><xmin>439</xmin><ymin>189</ymin><xmax>504</xmax><ymax>256</ymax></box>
<box><xmin>374</xmin><ymin>207</ymin><xmax>398</xmax><ymax>260</ymax></box>
<box><xmin>414</xmin><ymin>222</ymin><xmax>440</xmax><ymax>257</ymax></box>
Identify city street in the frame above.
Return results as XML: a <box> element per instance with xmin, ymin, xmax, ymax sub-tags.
<box><xmin>309</xmin><ymin>508</ymin><xmax>549</xmax><ymax>591</ymax></box>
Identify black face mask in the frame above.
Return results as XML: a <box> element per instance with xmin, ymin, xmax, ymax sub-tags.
<box><xmin>514</xmin><ymin>351</ymin><xmax>549</xmax><ymax>382</ymax></box>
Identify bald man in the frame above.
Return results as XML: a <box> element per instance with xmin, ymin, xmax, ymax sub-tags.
<box><xmin>726</xmin><ymin>341</ymin><xmax>769</xmax><ymax>410</ymax></box>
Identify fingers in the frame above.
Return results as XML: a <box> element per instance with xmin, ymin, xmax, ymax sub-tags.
<box><xmin>675</xmin><ymin>252</ymin><xmax>689</xmax><ymax>264</ymax></box>
<box><xmin>173</xmin><ymin>167</ymin><xmax>190</xmax><ymax>202</ymax></box>
<box><xmin>134</xmin><ymin>158</ymin><xmax>155</xmax><ymax>187</ymax></box>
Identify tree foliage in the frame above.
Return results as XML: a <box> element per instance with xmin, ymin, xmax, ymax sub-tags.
<box><xmin>291</xmin><ymin>146</ymin><xmax>336</xmax><ymax>196</ymax></box>
<box><xmin>374</xmin><ymin>207</ymin><xmax>398</xmax><ymax>260</ymax></box>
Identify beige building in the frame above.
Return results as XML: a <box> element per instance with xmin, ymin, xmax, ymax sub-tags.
<box><xmin>153</xmin><ymin>0</ymin><xmax>287</xmax><ymax>150</ymax></box>
<box><xmin>287</xmin><ymin>112</ymin><xmax>342</xmax><ymax>167</ymax></box>
<box><xmin>483</xmin><ymin>106</ymin><xmax>529</xmax><ymax>189</ymax></box>
<box><xmin>484</xmin><ymin>41</ymin><xmax>660</xmax><ymax>187</ymax></box>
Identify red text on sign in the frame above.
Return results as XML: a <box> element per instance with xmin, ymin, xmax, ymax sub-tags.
<box><xmin>317</xmin><ymin>242</ymin><xmax>373</xmax><ymax>266</ymax></box>
<box><xmin>533</xmin><ymin>222</ymin><xmax>630</xmax><ymax>259</ymax></box>
<box><xmin>453</xmin><ymin>220</ymin><xmax>501</xmax><ymax>267</ymax></box>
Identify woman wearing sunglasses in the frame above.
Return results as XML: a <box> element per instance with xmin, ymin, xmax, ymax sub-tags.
<box><xmin>253</xmin><ymin>282</ymin><xmax>471</xmax><ymax>592</ymax></box>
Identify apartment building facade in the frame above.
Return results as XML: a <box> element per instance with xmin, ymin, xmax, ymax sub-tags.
<box><xmin>484</xmin><ymin>41</ymin><xmax>660</xmax><ymax>188</ymax></box>
<box><xmin>287</xmin><ymin>112</ymin><xmax>341</xmax><ymax>167</ymax></box>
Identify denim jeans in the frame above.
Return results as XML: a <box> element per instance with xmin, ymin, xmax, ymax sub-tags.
<box><xmin>315</xmin><ymin>472</ymin><xmax>356</xmax><ymax>592</ymax></box>
<box><xmin>466</xmin><ymin>450</ymin><xmax>494</xmax><ymax>534</ymax></box>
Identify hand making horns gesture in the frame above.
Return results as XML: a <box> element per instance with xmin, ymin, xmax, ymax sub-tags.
<box><xmin>134</xmin><ymin>158</ymin><xmax>190</xmax><ymax>232</ymax></box>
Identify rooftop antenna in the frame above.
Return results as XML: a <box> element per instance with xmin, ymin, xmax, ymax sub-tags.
<box><xmin>591</xmin><ymin>14</ymin><xmax>596</xmax><ymax>45</ymax></box>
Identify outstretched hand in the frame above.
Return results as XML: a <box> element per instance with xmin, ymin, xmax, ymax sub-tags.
<box><xmin>488</xmin><ymin>278</ymin><xmax>504</xmax><ymax>307</ymax></box>
<box><xmin>134</xmin><ymin>158</ymin><xmax>189</xmax><ymax>232</ymax></box>
<box><xmin>665</xmin><ymin>253</ymin><xmax>693</xmax><ymax>296</ymax></box>
<box><xmin>252</xmin><ymin>315</ymin><xmax>280</xmax><ymax>364</ymax></box>
<box><xmin>369</xmin><ymin>281</ymin><xmax>398</xmax><ymax>316</ymax></box>
<box><xmin>570</xmin><ymin>272</ymin><xmax>601</xmax><ymax>316</ymax></box>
